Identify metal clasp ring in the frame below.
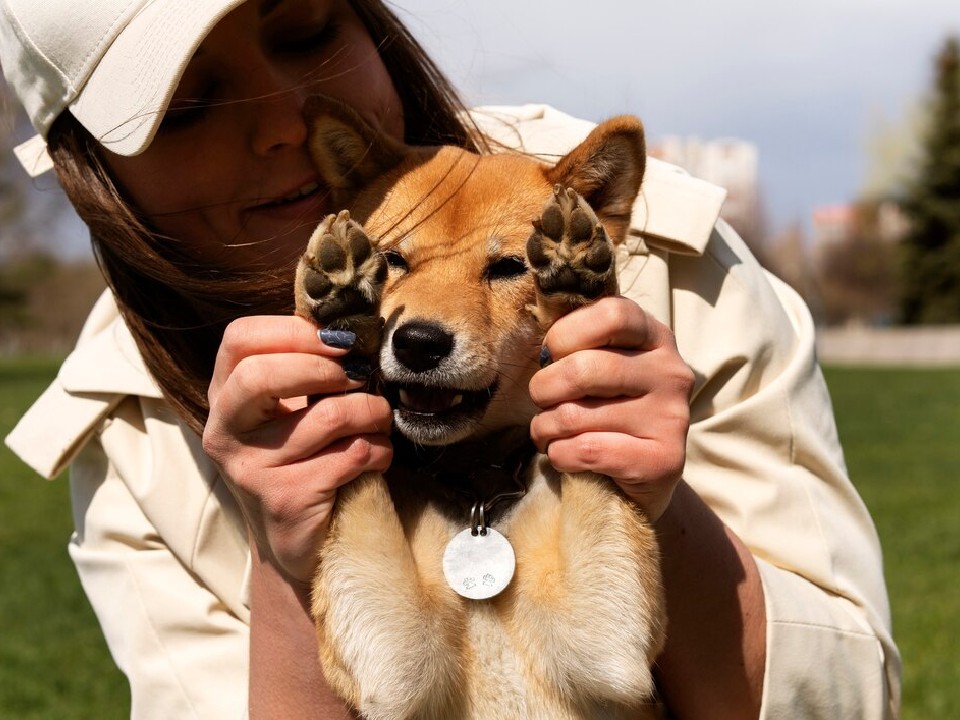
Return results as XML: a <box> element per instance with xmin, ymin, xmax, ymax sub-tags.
<box><xmin>469</xmin><ymin>501</ymin><xmax>488</xmax><ymax>536</ymax></box>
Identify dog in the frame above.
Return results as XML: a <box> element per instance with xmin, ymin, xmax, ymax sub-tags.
<box><xmin>294</xmin><ymin>96</ymin><xmax>664</xmax><ymax>720</ymax></box>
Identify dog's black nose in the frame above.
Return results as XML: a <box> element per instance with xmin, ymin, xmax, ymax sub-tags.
<box><xmin>392</xmin><ymin>321</ymin><xmax>454</xmax><ymax>373</ymax></box>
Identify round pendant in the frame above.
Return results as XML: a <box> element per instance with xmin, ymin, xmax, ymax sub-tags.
<box><xmin>442</xmin><ymin>527</ymin><xmax>516</xmax><ymax>600</ymax></box>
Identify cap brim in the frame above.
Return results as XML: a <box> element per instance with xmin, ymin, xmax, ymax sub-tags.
<box><xmin>69</xmin><ymin>0</ymin><xmax>247</xmax><ymax>157</ymax></box>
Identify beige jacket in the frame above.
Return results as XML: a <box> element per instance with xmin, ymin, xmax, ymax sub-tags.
<box><xmin>6</xmin><ymin>105</ymin><xmax>900</xmax><ymax>719</ymax></box>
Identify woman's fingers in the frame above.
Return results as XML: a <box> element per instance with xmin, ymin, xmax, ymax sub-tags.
<box><xmin>231</xmin><ymin>432</ymin><xmax>393</xmax><ymax>583</ymax></box>
<box><xmin>529</xmin><ymin>394</ymin><xmax>689</xmax><ymax>452</ymax></box>
<box><xmin>201</xmin><ymin>314</ymin><xmax>394</xmax><ymax>582</ymax></box>
<box><xmin>209</xmin><ymin>315</ymin><xmax>352</xmax><ymax>403</ymax></box>
<box><xmin>529</xmin><ymin>346</ymin><xmax>694</xmax><ymax>407</ymax></box>
<box><xmin>209</xmin><ymin>351</ymin><xmax>367</xmax><ymax>435</ymax></box>
<box><xmin>541</xmin><ymin>296</ymin><xmax>670</xmax><ymax>358</ymax></box>
<box><xmin>533</xmin><ymin>296</ymin><xmax>690</xmax><ymax>408</ymax></box>
<box><xmin>235</xmin><ymin>431</ymin><xmax>394</xmax><ymax>522</ymax></box>
<box><xmin>529</xmin><ymin>297</ymin><xmax>694</xmax><ymax>521</ymax></box>
<box><xmin>225</xmin><ymin>392</ymin><xmax>394</xmax><ymax>461</ymax></box>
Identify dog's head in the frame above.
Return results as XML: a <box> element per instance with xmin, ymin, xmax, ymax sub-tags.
<box><xmin>305</xmin><ymin>97</ymin><xmax>645</xmax><ymax>447</ymax></box>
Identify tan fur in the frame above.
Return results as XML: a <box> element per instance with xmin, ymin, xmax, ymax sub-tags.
<box><xmin>296</xmin><ymin>96</ymin><xmax>664</xmax><ymax>719</ymax></box>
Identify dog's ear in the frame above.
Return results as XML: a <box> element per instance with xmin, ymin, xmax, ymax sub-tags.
<box><xmin>546</xmin><ymin>117</ymin><xmax>646</xmax><ymax>244</ymax></box>
<box><xmin>305</xmin><ymin>95</ymin><xmax>407</xmax><ymax>190</ymax></box>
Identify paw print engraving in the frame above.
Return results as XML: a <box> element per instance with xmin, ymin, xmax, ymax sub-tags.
<box><xmin>463</xmin><ymin>577</ymin><xmax>477</xmax><ymax>590</ymax></box>
<box><xmin>482</xmin><ymin>574</ymin><xmax>496</xmax><ymax>587</ymax></box>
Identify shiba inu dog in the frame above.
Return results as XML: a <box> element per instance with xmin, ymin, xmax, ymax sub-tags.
<box><xmin>294</xmin><ymin>96</ymin><xmax>664</xmax><ymax>720</ymax></box>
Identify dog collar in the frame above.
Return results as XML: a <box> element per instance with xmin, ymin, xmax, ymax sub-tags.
<box><xmin>391</xmin><ymin>427</ymin><xmax>534</xmax><ymax>527</ymax></box>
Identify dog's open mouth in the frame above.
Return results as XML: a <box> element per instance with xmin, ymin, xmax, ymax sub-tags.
<box><xmin>384</xmin><ymin>381</ymin><xmax>497</xmax><ymax>445</ymax></box>
<box><xmin>397</xmin><ymin>385</ymin><xmax>465</xmax><ymax>414</ymax></box>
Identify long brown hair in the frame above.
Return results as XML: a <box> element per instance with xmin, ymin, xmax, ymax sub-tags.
<box><xmin>48</xmin><ymin>0</ymin><xmax>483</xmax><ymax>436</ymax></box>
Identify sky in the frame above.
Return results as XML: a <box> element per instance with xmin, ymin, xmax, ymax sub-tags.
<box><xmin>395</xmin><ymin>0</ymin><xmax>960</xmax><ymax>235</ymax></box>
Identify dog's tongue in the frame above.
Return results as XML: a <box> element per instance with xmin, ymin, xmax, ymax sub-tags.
<box><xmin>398</xmin><ymin>387</ymin><xmax>464</xmax><ymax>414</ymax></box>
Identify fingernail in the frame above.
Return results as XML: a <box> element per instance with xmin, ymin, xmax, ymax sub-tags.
<box><xmin>342</xmin><ymin>358</ymin><xmax>372</xmax><ymax>381</ymax></box>
<box><xmin>319</xmin><ymin>328</ymin><xmax>356</xmax><ymax>350</ymax></box>
<box><xmin>539</xmin><ymin>346</ymin><xmax>552</xmax><ymax>368</ymax></box>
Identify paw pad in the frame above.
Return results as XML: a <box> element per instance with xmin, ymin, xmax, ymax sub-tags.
<box><xmin>527</xmin><ymin>185</ymin><xmax>616</xmax><ymax>301</ymax></box>
<box><xmin>295</xmin><ymin>210</ymin><xmax>386</xmax><ymax>334</ymax></box>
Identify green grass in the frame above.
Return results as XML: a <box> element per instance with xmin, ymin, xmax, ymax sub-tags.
<box><xmin>824</xmin><ymin>366</ymin><xmax>960</xmax><ymax>720</ymax></box>
<box><xmin>0</xmin><ymin>357</ymin><xmax>128</xmax><ymax>719</ymax></box>
<box><xmin>0</xmin><ymin>358</ymin><xmax>957</xmax><ymax>717</ymax></box>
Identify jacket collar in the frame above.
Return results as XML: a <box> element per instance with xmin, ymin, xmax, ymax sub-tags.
<box><xmin>5</xmin><ymin>291</ymin><xmax>161</xmax><ymax>479</ymax></box>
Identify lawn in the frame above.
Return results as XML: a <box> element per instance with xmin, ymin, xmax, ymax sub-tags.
<box><xmin>824</xmin><ymin>366</ymin><xmax>960</xmax><ymax>719</ymax></box>
<box><xmin>0</xmin><ymin>358</ymin><xmax>128</xmax><ymax>719</ymax></box>
<box><xmin>0</xmin><ymin>358</ymin><xmax>957</xmax><ymax>718</ymax></box>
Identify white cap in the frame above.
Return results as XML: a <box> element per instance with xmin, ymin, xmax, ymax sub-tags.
<box><xmin>0</xmin><ymin>0</ymin><xmax>247</xmax><ymax>176</ymax></box>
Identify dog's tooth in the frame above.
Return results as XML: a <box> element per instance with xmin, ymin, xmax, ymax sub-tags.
<box><xmin>395</xmin><ymin>386</ymin><xmax>464</xmax><ymax>413</ymax></box>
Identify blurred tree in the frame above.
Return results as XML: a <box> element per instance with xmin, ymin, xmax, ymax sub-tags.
<box><xmin>1</xmin><ymin>82</ymin><xmax>28</xmax><ymax>256</ymax></box>
<box><xmin>899</xmin><ymin>35</ymin><xmax>960</xmax><ymax>324</ymax></box>
<box><xmin>817</xmin><ymin>200</ymin><xmax>899</xmax><ymax>326</ymax></box>
<box><xmin>0</xmin><ymin>80</ymin><xmax>31</xmax><ymax>335</ymax></box>
<box><xmin>0</xmin><ymin>252</ymin><xmax>54</xmax><ymax>338</ymax></box>
<box><xmin>0</xmin><ymin>252</ymin><xmax>104</xmax><ymax>354</ymax></box>
<box><xmin>862</xmin><ymin>104</ymin><xmax>926</xmax><ymax>203</ymax></box>
<box><xmin>1</xmin><ymin>78</ymin><xmax>104</xmax><ymax>353</ymax></box>
<box><xmin>766</xmin><ymin>221</ymin><xmax>825</xmax><ymax>322</ymax></box>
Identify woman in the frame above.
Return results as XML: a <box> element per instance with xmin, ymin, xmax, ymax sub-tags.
<box><xmin>2</xmin><ymin>0</ymin><xmax>900</xmax><ymax>718</ymax></box>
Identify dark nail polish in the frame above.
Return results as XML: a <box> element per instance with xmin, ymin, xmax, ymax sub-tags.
<box><xmin>539</xmin><ymin>346</ymin><xmax>552</xmax><ymax>368</ymax></box>
<box><xmin>319</xmin><ymin>328</ymin><xmax>357</xmax><ymax>350</ymax></box>
<box><xmin>342</xmin><ymin>358</ymin><xmax>372</xmax><ymax>381</ymax></box>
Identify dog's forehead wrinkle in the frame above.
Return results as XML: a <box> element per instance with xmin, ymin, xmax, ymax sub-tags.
<box><xmin>397</xmin><ymin>150</ymin><xmax>480</xmax><ymax>215</ymax></box>
<box><xmin>369</xmin><ymin>148</ymin><xmax>551</xmax><ymax>260</ymax></box>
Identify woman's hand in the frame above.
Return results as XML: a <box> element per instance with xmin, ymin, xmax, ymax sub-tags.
<box><xmin>202</xmin><ymin>315</ymin><xmax>393</xmax><ymax>585</ymax></box>
<box><xmin>528</xmin><ymin>297</ymin><xmax>694</xmax><ymax>521</ymax></box>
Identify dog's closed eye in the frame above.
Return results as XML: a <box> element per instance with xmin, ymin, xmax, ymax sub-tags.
<box><xmin>485</xmin><ymin>255</ymin><xmax>528</xmax><ymax>282</ymax></box>
<box><xmin>383</xmin><ymin>249</ymin><xmax>409</xmax><ymax>272</ymax></box>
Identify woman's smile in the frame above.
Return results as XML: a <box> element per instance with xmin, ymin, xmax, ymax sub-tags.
<box><xmin>244</xmin><ymin>176</ymin><xmax>329</xmax><ymax>220</ymax></box>
<box><xmin>101</xmin><ymin>0</ymin><xmax>403</xmax><ymax>269</ymax></box>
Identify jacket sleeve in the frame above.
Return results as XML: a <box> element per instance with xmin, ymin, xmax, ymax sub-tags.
<box><xmin>655</xmin><ymin>220</ymin><xmax>901</xmax><ymax>718</ymax></box>
<box><xmin>68</xmin><ymin>396</ymin><xmax>251</xmax><ymax>720</ymax></box>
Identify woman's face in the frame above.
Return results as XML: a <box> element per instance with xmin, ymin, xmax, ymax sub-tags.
<box><xmin>104</xmin><ymin>0</ymin><xmax>404</xmax><ymax>269</ymax></box>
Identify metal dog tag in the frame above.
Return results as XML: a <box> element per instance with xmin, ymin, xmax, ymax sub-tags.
<box><xmin>442</xmin><ymin>527</ymin><xmax>516</xmax><ymax>600</ymax></box>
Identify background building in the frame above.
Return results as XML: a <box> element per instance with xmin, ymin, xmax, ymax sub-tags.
<box><xmin>649</xmin><ymin>135</ymin><xmax>763</xmax><ymax>248</ymax></box>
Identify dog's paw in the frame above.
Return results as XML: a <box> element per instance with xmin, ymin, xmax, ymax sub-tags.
<box><xmin>526</xmin><ymin>185</ymin><xmax>617</xmax><ymax>308</ymax></box>
<box><xmin>295</xmin><ymin>210</ymin><xmax>386</xmax><ymax>352</ymax></box>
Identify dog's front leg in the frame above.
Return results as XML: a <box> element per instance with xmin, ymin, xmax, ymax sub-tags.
<box><xmin>313</xmin><ymin>474</ymin><xmax>466</xmax><ymax>720</ymax></box>
<box><xmin>295</xmin><ymin>212</ymin><xmax>464</xmax><ymax>719</ymax></box>
<box><xmin>508</xmin><ymin>470</ymin><xmax>664</xmax><ymax>715</ymax></box>
<box><xmin>519</xmin><ymin>188</ymin><xmax>665</xmax><ymax>716</ymax></box>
